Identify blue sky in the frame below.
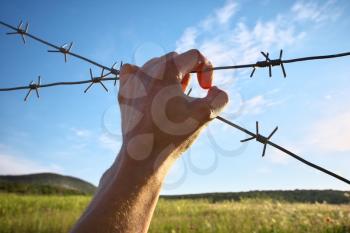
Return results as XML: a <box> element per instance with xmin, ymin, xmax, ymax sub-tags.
<box><xmin>0</xmin><ymin>0</ymin><xmax>349</xmax><ymax>194</ymax></box>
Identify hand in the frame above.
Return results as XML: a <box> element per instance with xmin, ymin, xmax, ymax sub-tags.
<box><xmin>71</xmin><ymin>49</ymin><xmax>228</xmax><ymax>233</ymax></box>
<box><xmin>118</xmin><ymin>49</ymin><xmax>229</xmax><ymax>171</ymax></box>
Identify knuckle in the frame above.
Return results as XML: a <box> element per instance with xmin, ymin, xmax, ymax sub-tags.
<box><xmin>188</xmin><ymin>48</ymin><xmax>200</xmax><ymax>56</ymax></box>
<box><xmin>193</xmin><ymin>101</ymin><xmax>211</xmax><ymax>122</ymax></box>
<box><xmin>220</xmin><ymin>90</ymin><xmax>229</xmax><ymax>105</ymax></box>
<box><xmin>117</xmin><ymin>92</ymin><xmax>123</xmax><ymax>103</ymax></box>
<box><xmin>167</xmin><ymin>51</ymin><xmax>178</xmax><ymax>56</ymax></box>
<box><xmin>120</xmin><ymin>63</ymin><xmax>137</xmax><ymax>75</ymax></box>
<box><xmin>165</xmin><ymin>51</ymin><xmax>178</xmax><ymax>61</ymax></box>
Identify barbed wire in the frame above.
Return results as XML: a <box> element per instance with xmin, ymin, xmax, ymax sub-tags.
<box><xmin>215</xmin><ymin>117</ymin><xmax>350</xmax><ymax>185</ymax></box>
<box><xmin>0</xmin><ymin>20</ymin><xmax>119</xmax><ymax>75</ymax></box>
<box><xmin>1</xmin><ymin>20</ymin><xmax>350</xmax><ymax>94</ymax></box>
<box><xmin>1</xmin><ymin>20</ymin><xmax>349</xmax><ymax>185</ymax></box>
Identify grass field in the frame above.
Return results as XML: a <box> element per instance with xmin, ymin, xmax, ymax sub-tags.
<box><xmin>0</xmin><ymin>194</ymin><xmax>349</xmax><ymax>233</ymax></box>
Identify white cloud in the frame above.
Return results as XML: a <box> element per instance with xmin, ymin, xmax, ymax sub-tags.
<box><xmin>306</xmin><ymin>111</ymin><xmax>350</xmax><ymax>152</ymax></box>
<box><xmin>68</xmin><ymin>127</ymin><xmax>122</xmax><ymax>152</ymax></box>
<box><xmin>176</xmin><ymin>27</ymin><xmax>198</xmax><ymax>52</ymax></box>
<box><xmin>257</xmin><ymin>167</ymin><xmax>271</xmax><ymax>174</ymax></box>
<box><xmin>70</xmin><ymin>127</ymin><xmax>92</xmax><ymax>138</ymax></box>
<box><xmin>175</xmin><ymin>0</ymin><xmax>307</xmax><ymax>109</ymax></box>
<box><xmin>266</xmin><ymin>146</ymin><xmax>293</xmax><ymax>165</ymax></box>
<box><xmin>98</xmin><ymin>133</ymin><xmax>122</xmax><ymax>151</ymax></box>
<box><xmin>241</xmin><ymin>95</ymin><xmax>282</xmax><ymax>116</ymax></box>
<box><xmin>0</xmin><ymin>153</ymin><xmax>62</xmax><ymax>175</ymax></box>
<box><xmin>175</xmin><ymin>0</ymin><xmax>341</xmax><ymax>117</ymax></box>
<box><xmin>215</xmin><ymin>1</ymin><xmax>238</xmax><ymax>24</ymax></box>
<box><xmin>197</xmin><ymin>0</ymin><xmax>238</xmax><ymax>31</ymax></box>
<box><xmin>291</xmin><ymin>0</ymin><xmax>341</xmax><ymax>23</ymax></box>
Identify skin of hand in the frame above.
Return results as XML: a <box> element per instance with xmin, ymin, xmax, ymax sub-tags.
<box><xmin>70</xmin><ymin>49</ymin><xmax>228</xmax><ymax>233</ymax></box>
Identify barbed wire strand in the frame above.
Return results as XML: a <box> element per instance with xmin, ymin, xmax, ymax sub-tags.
<box><xmin>215</xmin><ymin>116</ymin><xmax>350</xmax><ymax>185</ymax></box>
<box><xmin>1</xmin><ymin>20</ymin><xmax>350</xmax><ymax>92</ymax></box>
<box><xmin>0</xmin><ymin>20</ymin><xmax>119</xmax><ymax>75</ymax></box>
<box><xmin>208</xmin><ymin>51</ymin><xmax>350</xmax><ymax>71</ymax></box>
<box><xmin>1</xmin><ymin>20</ymin><xmax>350</xmax><ymax>185</ymax></box>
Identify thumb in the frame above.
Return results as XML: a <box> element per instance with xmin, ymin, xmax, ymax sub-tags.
<box><xmin>190</xmin><ymin>86</ymin><xmax>229</xmax><ymax>124</ymax></box>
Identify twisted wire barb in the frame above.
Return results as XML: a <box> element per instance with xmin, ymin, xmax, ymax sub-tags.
<box><xmin>1</xmin><ymin>20</ymin><xmax>350</xmax><ymax>185</ymax></box>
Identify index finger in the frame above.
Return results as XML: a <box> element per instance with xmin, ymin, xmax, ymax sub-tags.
<box><xmin>173</xmin><ymin>49</ymin><xmax>213</xmax><ymax>89</ymax></box>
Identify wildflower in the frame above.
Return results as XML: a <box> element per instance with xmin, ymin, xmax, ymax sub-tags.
<box><xmin>325</xmin><ymin>217</ymin><xmax>333</xmax><ymax>223</ymax></box>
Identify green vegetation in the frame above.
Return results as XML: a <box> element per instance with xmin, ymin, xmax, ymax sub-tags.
<box><xmin>1</xmin><ymin>173</ymin><xmax>348</xmax><ymax>205</ymax></box>
<box><xmin>0</xmin><ymin>173</ymin><xmax>96</xmax><ymax>195</ymax></box>
<box><xmin>0</xmin><ymin>194</ymin><xmax>349</xmax><ymax>233</ymax></box>
<box><xmin>164</xmin><ymin>190</ymin><xmax>350</xmax><ymax>204</ymax></box>
<box><xmin>0</xmin><ymin>182</ymin><xmax>91</xmax><ymax>195</ymax></box>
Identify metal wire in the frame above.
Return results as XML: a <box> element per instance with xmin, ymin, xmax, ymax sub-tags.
<box><xmin>216</xmin><ymin>116</ymin><xmax>350</xmax><ymax>185</ymax></box>
<box><xmin>0</xmin><ymin>77</ymin><xmax>118</xmax><ymax>91</ymax></box>
<box><xmin>0</xmin><ymin>20</ymin><xmax>119</xmax><ymax>76</ymax></box>
<box><xmin>205</xmin><ymin>51</ymin><xmax>350</xmax><ymax>72</ymax></box>
<box><xmin>1</xmin><ymin>20</ymin><xmax>350</xmax><ymax>185</ymax></box>
<box><xmin>1</xmin><ymin>20</ymin><xmax>350</xmax><ymax>94</ymax></box>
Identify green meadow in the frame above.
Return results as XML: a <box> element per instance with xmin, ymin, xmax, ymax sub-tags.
<box><xmin>0</xmin><ymin>194</ymin><xmax>349</xmax><ymax>233</ymax></box>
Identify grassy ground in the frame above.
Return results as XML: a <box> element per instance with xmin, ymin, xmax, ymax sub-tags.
<box><xmin>0</xmin><ymin>194</ymin><xmax>349</xmax><ymax>233</ymax></box>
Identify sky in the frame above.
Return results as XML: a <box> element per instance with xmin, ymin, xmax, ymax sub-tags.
<box><xmin>0</xmin><ymin>0</ymin><xmax>349</xmax><ymax>195</ymax></box>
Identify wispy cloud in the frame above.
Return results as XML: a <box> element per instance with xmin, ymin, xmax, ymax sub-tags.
<box><xmin>98</xmin><ymin>133</ymin><xmax>122</xmax><ymax>151</ymax></box>
<box><xmin>257</xmin><ymin>167</ymin><xmax>271</xmax><ymax>174</ymax></box>
<box><xmin>175</xmin><ymin>0</ymin><xmax>341</xmax><ymax>117</ymax></box>
<box><xmin>175</xmin><ymin>27</ymin><xmax>198</xmax><ymax>53</ymax></box>
<box><xmin>197</xmin><ymin>0</ymin><xmax>238</xmax><ymax>31</ymax></box>
<box><xmin>70</xmin><ymin>127</ymin><xmax>92</xmax><ymax>138</ymax></box>
<box><xmin>266</xmin><ymin>145</ymin><xmax>297</xmax><ymax>165</ymax></box>
<box><xmin>0</xmin><ymin>153</ymin><xmax>62</xmax><ymax>175</ymax></box>
<box><xmin>241</xmin><ymin>94</ymin><xmax>282</xmax><ymax>116</ymax></box>
<box><xmin>175</xmin><ymin>0</ymin><xmax>306</xmax><ymax>107</ymax></box>
<box><xmin>291</xmin><ymin>0</ymin><xmax>341</xmax><ymax>23</ymax></box>
<box><xmin>69</xmin><ymin>126</ymin><xmax>121</xmax><ymax>152</ymax></box>
<box><xmin>306</xmin><ymin>111</ymin><xmax>350</xmax><ymax>152</ymax></box>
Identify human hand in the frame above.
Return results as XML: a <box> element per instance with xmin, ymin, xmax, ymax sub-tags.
<box><xmin>118</xmin><ymin>49</ymin><xmax>228</xmax><ymax>171</ymax></box>
<box><xmin>72</xmin><ymin>50</ymin><xmax>228</xmax><ymax>233</ymax></box>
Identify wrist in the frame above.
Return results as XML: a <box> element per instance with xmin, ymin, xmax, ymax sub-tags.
<box><xmin>111</xmin><ymin>145</ymin><xmax>160</xmax><ymax>186</ymax></box>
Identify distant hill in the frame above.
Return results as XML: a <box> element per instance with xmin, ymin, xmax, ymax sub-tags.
<box><xmin>0</xmin><ymin>173</ymin><xmax>96</xmax><ymax>195</ymax></box>
<box><xmin>1</xmin><ymin>173</ymin><xmax>349</xmax><ymax>204</ymax></box>
<box><xmin>162</xmin><ymin>190</ymin><xmax>350</xmax><ymax>204</ymax></box>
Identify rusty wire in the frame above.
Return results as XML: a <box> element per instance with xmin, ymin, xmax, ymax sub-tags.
<box><xmin>1</xmin><ymin>20</ymin><xmax>350</xmax><ymax>185</ymax></box>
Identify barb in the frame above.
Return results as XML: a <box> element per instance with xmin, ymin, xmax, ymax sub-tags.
<box><xmin>250</xmin><ymin>50</ymin><xmax>286</xmax><ymax>78</ymax></box>
<box><xmin>48</xmin><ymin>42</ymin><xmax>73</xmax><ymax>63</ymax></box>
<box><xmin>186</xmin><ymin>87</ymin><xmax>193</xmax><ymax>96</ymax></box>
<box><xmin>215</xmin><ymin>116</ymin><xmax>350</xmax><ymax>185</ymax></box>
<box><xmin>240</xmin><ymin>121</ymin><xmax>278</xmax><ymax>157</ymax></box>
<box><xmin>84</xmin><ymin>68</ymin><xmax>109</xmax><ymax>93</ymax></box>
<box><xmin>6</xmin><ymin>20</ymin><xmax>29</xmax><ymax>44</ymax></box>
<box><xmin>24</xmin><ymin>75</ymin><xmax>41</xmax><ymax>101</ymax></box>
